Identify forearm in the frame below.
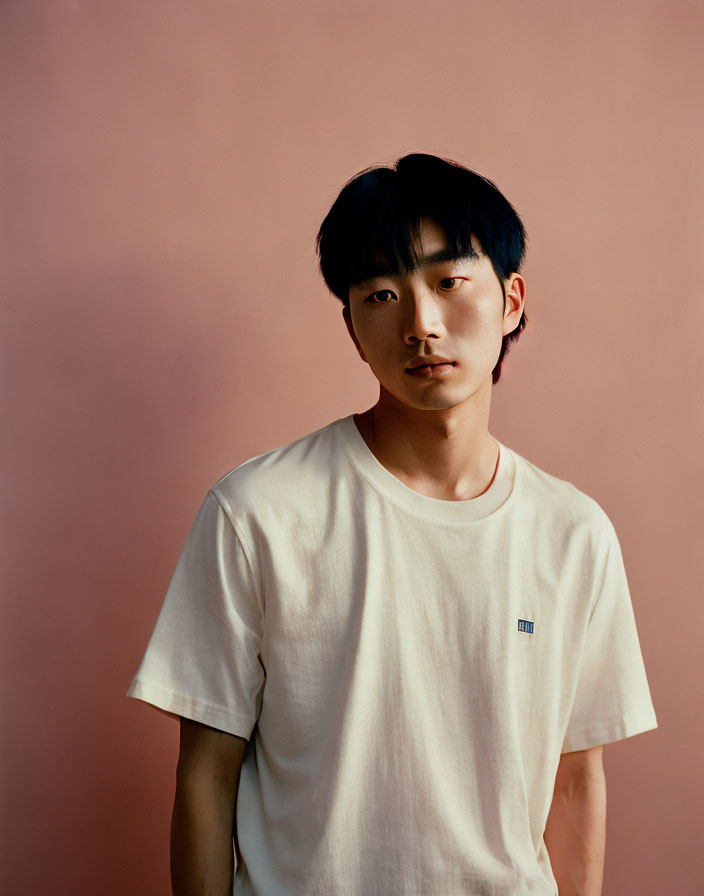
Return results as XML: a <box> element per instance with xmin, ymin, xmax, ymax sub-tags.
<box><xmin>543</xmin><ymin>770</ymin><xmax>607</xmax><ymax>896</ymax></box>
<box><xmin>170</xmin><ymin>773</ymin><xmax>236</xmax><ymax>896</ymax></box>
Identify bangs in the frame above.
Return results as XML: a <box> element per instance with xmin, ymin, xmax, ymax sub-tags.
<box><xmin>343</xmin><ymin>203</ymin><xmax>480</xmax><ymax>290</ymax></box>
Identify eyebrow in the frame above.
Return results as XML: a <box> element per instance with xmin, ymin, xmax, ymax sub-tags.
<box><xmin>351</xmin><ymin>247</ymin><xmax>478</xmax><ymax>287</ymax></box>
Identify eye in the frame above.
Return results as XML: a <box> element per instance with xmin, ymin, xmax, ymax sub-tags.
<box><xmin>440</xmin><ymin>277</ymin><xmax>463</xmax><ymax>290</ymax></box>
<box><xmin>364</xmin><ymin>290</ymin><xmax>396</xmax><ymax>304</ymax></box>
<box><xmin>363</xmin><ymin>277</ymin><xmax>464</xmax><ymax>304</ymax></box>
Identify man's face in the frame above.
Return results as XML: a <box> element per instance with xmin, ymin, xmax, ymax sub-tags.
<box><xmin>342</xmin><ymin>217</ymin><xmax>526</xmax><ymax>412</ymax></box>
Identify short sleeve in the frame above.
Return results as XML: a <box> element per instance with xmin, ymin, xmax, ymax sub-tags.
<box><xmin>125</xmin><ymin>490</ymin><xmax>266</xmax><ymax>740</ymax></box>
<box><xmin>561</xmin><ymin>517</ymin><xmax>658</xmax><ymax>753</ymax></box>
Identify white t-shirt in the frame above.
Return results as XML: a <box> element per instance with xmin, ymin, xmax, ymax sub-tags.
<box><xmin>126</xmin><ymin>413</ymin><xmax>658</xmax><ymax>896</ymax></box>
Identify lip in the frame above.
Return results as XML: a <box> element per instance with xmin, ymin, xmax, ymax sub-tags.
<box><xmin>405</xmin><ymin>362</ymin><xmax>456</xmax><ymax>379</ymax></box>
<box><xmin>406</xmin><ymin>356</ymin><xmax>454</xmax><ymax>369</ymax></box>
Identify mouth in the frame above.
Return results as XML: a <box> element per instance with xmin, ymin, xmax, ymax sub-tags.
<box><xmin>405</xmin><ymin>362</ymin><xmax>455</xmax><ymax>369</ymax></box>
<box><xmin>405</xmin><ymin>362</ymin><xmax>456</xmax><ymax>377</ymax></box>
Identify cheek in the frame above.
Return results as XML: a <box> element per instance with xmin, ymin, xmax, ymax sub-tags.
<box><xmin>356</xmin><ymin>316</ymin><xmax>396</xmax><ymax>354</ymax></box>
<box><xmin>450</xmin><ymin>298</ymin><xmax>499</xmax><ymax>338</ymax></box>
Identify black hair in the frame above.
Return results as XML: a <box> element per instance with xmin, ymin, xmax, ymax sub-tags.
<box><xmin>315</xmin><ymin>152</ymin><xmax>528</xmax><ymax>384</ymax></box>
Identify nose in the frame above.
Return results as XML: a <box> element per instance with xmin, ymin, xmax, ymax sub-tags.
<box><xmin>402</xmin><ymin>284</ymin><xmax>445</xmax><ymax>343</ymax></box>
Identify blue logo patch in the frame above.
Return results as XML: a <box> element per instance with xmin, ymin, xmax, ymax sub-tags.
<box><xmin>517</xmin><ymin>619</ymin><xmax>534</xmax><ymax>634</ymax></box>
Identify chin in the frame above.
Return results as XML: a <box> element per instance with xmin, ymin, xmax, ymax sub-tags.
<box><xmin>397</xmin><ymin>392</ymin><xmax>462</xmax><ymax>412</ymax></box>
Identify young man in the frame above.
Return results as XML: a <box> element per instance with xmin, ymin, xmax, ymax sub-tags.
<box><xmin>126</xmin><ymin>153</ymin><xmax>658</xmax><ymax>896</ymax></box>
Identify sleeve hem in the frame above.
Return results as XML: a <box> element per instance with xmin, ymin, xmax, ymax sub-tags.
<box><xmin>125</xmin><ymin>677</ymin><xmax>256</xmax><ymax>741</ymax></box>
<box><xmin>561</xmin><ymin>707</ymin><xmax>658</xmax><ymax>752</ymax></box>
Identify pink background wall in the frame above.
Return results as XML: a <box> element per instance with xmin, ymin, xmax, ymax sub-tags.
<box><xmin>2</xmin><ymin>1</ymin><xmax>701</xmax><ymax>893</ymax></box>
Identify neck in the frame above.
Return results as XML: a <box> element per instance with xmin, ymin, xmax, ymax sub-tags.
<box><xmin>356</xmin><ymin>381</ymin><xmax>499</xmax><ymax>502</ymax></box>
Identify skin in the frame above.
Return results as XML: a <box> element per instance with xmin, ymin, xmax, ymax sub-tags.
<box><xmin>170</xmin><ymin>718</ymin><xmax>247</xmax><ymax>895</ymax></box>
<box><xmin>545</xmin><ymin>744</ymin><xmax>607</xmax><ymax>895</ymax></box>
<box><xmin>342</xmin><ymin>216</ymin><xmax>527</xmax><ymax>501</ymax></box>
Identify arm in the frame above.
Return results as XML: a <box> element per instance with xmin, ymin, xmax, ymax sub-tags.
<box><xmin>543</xmin><ymin>745</ymin><xmax>607</xmax><ymax>896</ymax></box>
<box><xmin>171</xmin><ymin>717</ymin><xmax>248</xmax><ymax>896</ymax></box>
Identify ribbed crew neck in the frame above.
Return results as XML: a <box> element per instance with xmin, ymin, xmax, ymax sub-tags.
<box><xmin>336</xmin><ymin>413</ymin><xmax>519</xmax><ymax>525</ymax></box>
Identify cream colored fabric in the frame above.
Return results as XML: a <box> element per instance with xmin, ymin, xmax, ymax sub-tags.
<box><xmin>127</xmin><ymin>413</ymin><xmax>657</xmax><ymax>896</ymax></box>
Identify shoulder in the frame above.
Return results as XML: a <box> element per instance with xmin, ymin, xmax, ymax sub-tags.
<box><xmin>509</xmin><ymin>444</ymin><xmax>617</xmax><ymax>547</ymax></box>
<box><xmin>206</xmin><ymin>416</ymin><xmax>344</xmax><ymax>531</ymax></box>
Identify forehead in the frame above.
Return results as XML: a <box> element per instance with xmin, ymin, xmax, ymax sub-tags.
<box><xmin>353</xmin><ymin>221</ymin><xmax>485</xmax><ymax>288</ymax></box>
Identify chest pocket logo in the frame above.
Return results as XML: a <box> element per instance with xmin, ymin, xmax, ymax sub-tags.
<box><xmin>517</xmin><ymin>618</ymin><xmax>534</xmax><ymax>634</ymax></box>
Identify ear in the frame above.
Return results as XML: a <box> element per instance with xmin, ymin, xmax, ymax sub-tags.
<box><xmin>502</xmin><ymin>274</ymin><xmax>526</xmax><ymax>336</ymax></box>
<box><xmin>342</xmin><ymin>305</ymin><xmax>369</xmax><ymax>363</ymax></box>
